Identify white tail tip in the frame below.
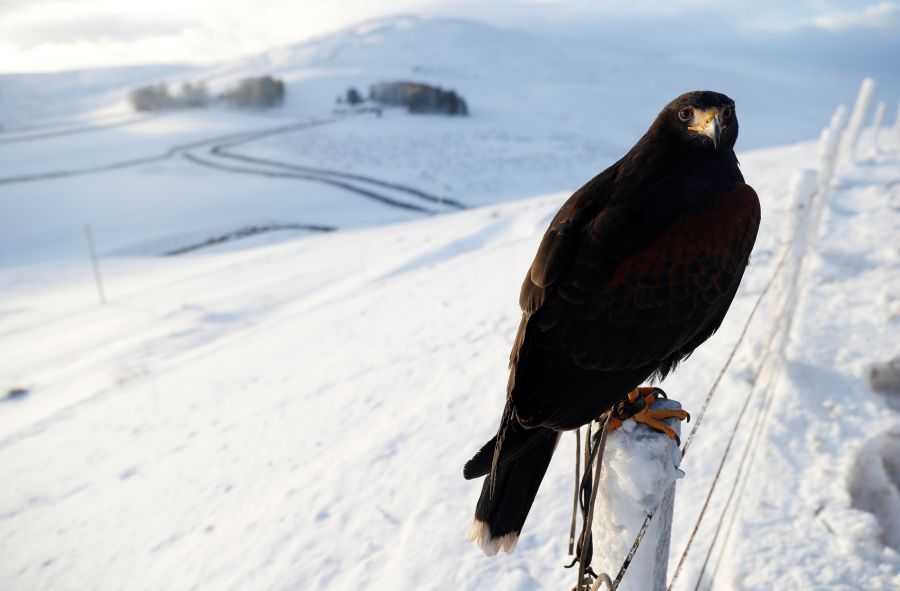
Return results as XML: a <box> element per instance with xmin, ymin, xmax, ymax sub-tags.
<box><xmin>467</xmin><ymin>518</ymin><xmax>519</xmax><ymax>556</ymax></box>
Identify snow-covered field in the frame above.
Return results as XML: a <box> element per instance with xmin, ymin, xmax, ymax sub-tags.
<box><xmin>1</xmin><ymin>131</ymin><xmax>898</xmax><ymax>590</ymax></box>
<box><xmin>1</xmin><ymin>14</ymin><xmax>899</xmax><ymax>591</ymax></box>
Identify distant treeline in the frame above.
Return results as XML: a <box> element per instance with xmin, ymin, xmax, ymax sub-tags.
<box><xmin>339</xmin><ymin>81</ymin><xmax>468</xmax><ymax>116</ymax></box>
<box><xmin>129</xmin><ymin>76</ymin><xmax>285</xmax><ymax>112</ymax></box>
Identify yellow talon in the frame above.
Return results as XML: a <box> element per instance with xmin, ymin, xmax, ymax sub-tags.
<box><xmin>608</xmin><ymin>388</ymin><xmax>690</xmax><ymax>444</ymax></box>
<box><xmin>631</xmin><ymin>408</ymin><xmax>685</xmax><ymax>440</ymax></box>
<box><xmin>626</xmin><ymin>386</ymin><xmax>658</xmax><ymax>403</ymax></box>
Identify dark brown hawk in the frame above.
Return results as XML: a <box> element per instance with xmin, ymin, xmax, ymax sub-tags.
<box><xmin>464</xmin><ymin>90</ymin><xmax>761</xmax><ymax>555</ymax></box>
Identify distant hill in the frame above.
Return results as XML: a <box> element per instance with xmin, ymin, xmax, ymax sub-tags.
<box><xmin>2</xmin><ymin>15</ymin><xmax>898</xmax><ymax>147</ymax></box>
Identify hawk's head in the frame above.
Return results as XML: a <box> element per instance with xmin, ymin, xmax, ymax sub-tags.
<box><xmin>661</xmin><ymin>91</ymin><xmax>738</xmax><ymax>151</ymax></box>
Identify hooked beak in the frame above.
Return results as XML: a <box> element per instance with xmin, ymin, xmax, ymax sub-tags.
<box><xmin>689</xmin><ymin>108</ymin><xmax>722</xmax><ymax>150</ymax></box>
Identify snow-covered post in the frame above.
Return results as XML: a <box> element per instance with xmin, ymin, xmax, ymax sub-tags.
<box><xmin>894</xmin><ymin>102</ymin><xmax>900</xmax><ymax>146</ymax></box>
<box><xmin>589</xmin><ymin>398</ymin><xmax>684</xmax><ymax>590</ymax></box>
<box><xmin>870</xmin><ymin>101</ymin><xmax>886</xmax><ymax>156</ymax></box>
<box><xmin>799</xmin><ymin>110</ymin><xmax>846</xmax><ymax>253</ymax></box>
<box><xmin>784</xmin><ymin>169</ymin><xmax>817</xmax><ymax>239</ymax></box>
<box><xmin>812</xmin><ymin>104</ymin><xmax>848</xmax><ymax>217</ymax></box>
<box><xmin>840</xmin><ymin>77</ymin><xmax>876</xmax><ymax>164</ymax></box>
<box><xmin>83</xmin><ymin>224</ymin><xmax>107</xmax><ymax>305</ymax></box>
<box><xmin>830</xmin><ymin>103</ymin><xmax>848</xmax><ymax>132</ymax></box>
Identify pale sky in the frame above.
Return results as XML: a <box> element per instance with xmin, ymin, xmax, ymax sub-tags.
<box><xmin>1</xmin><ymin>0</ymin><xmax>898</xmax><ymax>73</ymax></box>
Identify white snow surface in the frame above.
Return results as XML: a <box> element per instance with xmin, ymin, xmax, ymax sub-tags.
<box><xmin>1</xmin><ymin>131</ymin><xmax>899</xmax><ymax>589</ymax></box>
<box><xmin>1</xmin><ymin>14</ymin><xmax>899</xmax><ymax>591</ymax></box>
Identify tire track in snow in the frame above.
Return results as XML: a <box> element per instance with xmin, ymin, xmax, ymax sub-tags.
<box><xmin>182</xmin><ymin>152</ymin><xmax>437</xmax><ymax>214</ymax></box>
<box><xmin>210</xmin><ymin>147</ymin><xmax>467</xmax><ymax>211</ymax></box>
<box><xmin>162</xmin><ymin>223</ymin><xmax>337</xmax><ymax>256</ymax></box>
<box><xmin>0</xmin><ymin>117</ymin><xmax>341</xmax><ymax>185</ymax></box>
<box><xmin>0</xmin><ymin>114</ymin><xmax>151</xmax><ymax>145</ymax></box>
<box><xmin>178</xmin><ymin>114</ymin><xmax>467</xmax><ymax>212</ymax></box>
<box><xmin>0</xmin><ymin>112</ymin><xmax>461</xmax><ymax>216</ymax></box>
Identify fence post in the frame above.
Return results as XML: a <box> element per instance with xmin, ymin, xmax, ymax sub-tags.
<box><xmin>894</xmin><ymin>101</ymin><xmax>900</xmax><ymax>144</ymax></box>
<box><xmin>589</xmin><ymin>398</ymin><xmax>684</xmax><ymax>590</ymax></box>
<box><xmin>84</xmin><ymin>224</ymin><xmax>107</xmax><ymax>305</ymax></box>
<box><xmin>870</xmin><ymin>101</ymin><xmax>886</xmax><ymax>156</ymax></box>
<box><xmin>840</xmin><ymin>77</ymin><xmax>876</xmax><ymax>164</ymax></box>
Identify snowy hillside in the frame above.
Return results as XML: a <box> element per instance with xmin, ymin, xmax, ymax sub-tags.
<box><xmin>2</xmin><ymin>13</ymin><xmax>900</xmax><ymax>591</ymax></box>
<box><xmin>4</xmin><ymin>16</ymin><xmax>899</xmax><ymax>249</ymax></box>
<box><xmin>2</xmin><ymin>125</ymin><xmax>899</xmax><ymax>589</ymax></box>
<box><xmin>4</xmin><ymin>17</ymin><xmax>897</xmax><ymax>268</ymax></box>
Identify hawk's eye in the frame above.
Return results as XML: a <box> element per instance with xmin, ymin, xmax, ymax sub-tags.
<box><xmin>678</xmin><ymin>108</ymin><xmax>693</xmax><ymax>122</ymax></box>
<box><xmin>722</xmin><ymin>106</ymin><xmax>733</xmax><ymax>120</ymax></box>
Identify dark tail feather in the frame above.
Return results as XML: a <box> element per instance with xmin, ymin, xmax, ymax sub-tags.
<box><xmin>465</xmin><ymin>424</ymin><xmax>559</xmax><ymax>555</ymax></box>
<box><xmin>463</xmin><ymin>419</ymin><xmax>555</xmax><ymax>480</ymax></box>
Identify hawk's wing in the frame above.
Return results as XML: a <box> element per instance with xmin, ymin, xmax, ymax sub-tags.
<box><xmin>510</xmin><ymin>183</ymin><xmax>760</xmax><ymax>429</ymax></box>
<box><xmin>506</xmin><ymin>167</ymin><xmax>616</xmax><ymax>381</ymax></box>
